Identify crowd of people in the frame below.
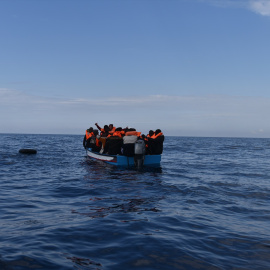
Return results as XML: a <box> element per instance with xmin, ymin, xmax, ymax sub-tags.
<box><xmin>83</xmin><ymin>123</ymin><xmax>164</xmax><ymax>156</ymax></box>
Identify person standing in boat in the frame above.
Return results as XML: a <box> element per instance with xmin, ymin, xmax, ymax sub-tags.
<box><xmin>108</xmin><ymin>124</ymin><xmax>116</xmax><ymax>135</ymax></box>
<box><xmin>95</xmin><ymin>123</ymin><xmax>110</xmax><ymax>153</ymax></box>
<box><xmin>147</xmin><ymin>129</ymin><xmax>164</xmax><ymax>155</ymax></box>
<box><xmin>147</xmin><ymin>130</ymin><xmax>155</xmax><ymax>138</ymax></box>
<box><xmin>144</xmin><ymin>130</ymin><xmax>154</xmax><ymax>154</ymax></box>
<box><xmin>104</xmin><ymin>127</ymin><xmax>124</xmax><ymax>155</ymax></box>
<box><xmin>122</xmin><ymin>129</ymin><xmax>141</xmax><ymax>156</ymax></box>
<box><xmin>95</xmin><ymin>123</ymin><xmax>110</xmax><ymax>137</ymax></box>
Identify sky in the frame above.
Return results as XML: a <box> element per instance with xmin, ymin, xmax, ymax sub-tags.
<box><xmin>1</xmin><ymin>0</ymin><xmax>270</xmax><ymax>137</ymax></box>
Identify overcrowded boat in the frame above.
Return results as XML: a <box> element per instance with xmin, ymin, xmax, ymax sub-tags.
<box><xmin>83</xmin><ymin>123</ymin><xmax>164</xmax><ymax>168</ymax></box>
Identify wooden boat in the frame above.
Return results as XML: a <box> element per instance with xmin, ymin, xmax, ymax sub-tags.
<box><xmin>86</xmin><ymin>148</ymin><xmax>161</xmax><ymax>167</ymax></box>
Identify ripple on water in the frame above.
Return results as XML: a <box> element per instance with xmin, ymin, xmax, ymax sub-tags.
<box><xmin>1</xmin><ymin>135</ymin><xmax>270</xmax><ymax>269</ymax></box>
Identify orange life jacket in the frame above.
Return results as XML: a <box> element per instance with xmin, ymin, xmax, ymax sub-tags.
<box><xmin>125</xmin><ymin>131</ymin><xmax>141</xmax><ymax>137</ymax></box>
<box><xmin>100</xmin><ymin>128</ymin><xmax>108</xmax><ymax>137</ymax></box>
<box><xmin>152</xmin><ymin>132</ymin><xmax>163</xmax><ymax>139</ymax></box>
<box><xmin>85</xmin><ymin>130</ymin><xmax>94</xmax><ymax>140</ymax></box>
<box><xmin>108</xmin><ymin>127</ymin><xmax>116</xmax><ymax>134</ymax></box>
<box><xmin>111</xmin><ymin>131</ymin><xmax>122</xmax><ymax>137</ymax></box>
<box><xmin>145</xmin><ymin>134</ymin><xmax>153</xmax><ymax>147</ymax></box>
<box><xmin>96</xmin><ymin>138</ymin><xmax>100</xmax><ymax>147</ymax></box>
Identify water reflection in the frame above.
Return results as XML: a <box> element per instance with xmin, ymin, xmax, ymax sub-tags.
<box><xmin>82</xmin><ymin>156</ymin><xmax>162</xmax><ymax>181</ymax></box>
<box><xmin>66</xmin><ymin>255</ymin><xmax>102</xmax><ymax>270</ymax></box>
<box><xmin>75</xmin><ymin>157</ymin><xmax>164</xmax><ymax>221</ymax></box>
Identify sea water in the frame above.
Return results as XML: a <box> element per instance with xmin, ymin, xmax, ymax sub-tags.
<box><xmin>0</xmin><ymin>134</ymin><xmax>270</xmax><ymax>270</ymax></box>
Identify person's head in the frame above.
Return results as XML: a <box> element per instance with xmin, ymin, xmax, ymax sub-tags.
<box><xmin>149</xmin><ymin>130</ymin><xmax>154</xmax><ymax>136</ymax></box>
<box><xmin>115</xmin><ymin>127</ymin><xmax>122</xmax><ymax>131</ymax></box>
<box><xmin>104</xmin><ymin>125</ymin><xmax>110</xmax><ymax>132</ymax></box>
<box><xmin>89</xmin><ymin>127</ymin><xmax>93</xmax><ymax>132</ymax></box>
<box><xmin>155</xmin><ymin>129</ymin><xmax>161</xmax><ymax>135</ymax></box>
<box><xmin>109</xmin><ymin>124</ymin><xmax>114</xmax><ymax>130</ymax></box>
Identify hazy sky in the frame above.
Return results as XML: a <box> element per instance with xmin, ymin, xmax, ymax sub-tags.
<box><xmin>1</xmin><ymin>0</ymin><xmax>270</xmax><ymax>137</ymax></box>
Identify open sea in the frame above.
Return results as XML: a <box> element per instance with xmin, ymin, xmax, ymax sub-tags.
<box><xmin>1</xmin><ymin>134</ymin><xmax>270</xmax><ymax>270</ymax></box>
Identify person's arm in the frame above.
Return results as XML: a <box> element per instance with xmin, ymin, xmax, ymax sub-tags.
<box><xmin>95</xmin><ymin>123</ymin><xmax>102</xmax><ymax>131</ymax></box>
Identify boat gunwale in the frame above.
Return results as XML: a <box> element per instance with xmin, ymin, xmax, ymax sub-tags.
<box><xmin>86</xmin><ymin>148</ymin><xmax>161</xmax><ymax>166</ymax></box>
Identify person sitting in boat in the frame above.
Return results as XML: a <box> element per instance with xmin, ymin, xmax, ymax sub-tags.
<box><xmin>122</xmin><ymin>129</ymin><xmax>141</xmax><ymax>157</ymax></box>
<box><xmin>104</xmin><ymin>127</ymin><xmax>123</xmax><ymax>155</ymax></box>
<box><xmin>147</xmin><ymin>129</ymin><xmax>164</xmax><ymax>155</ymax></box>
<box><xmin>89</xmin><ymin>129</ymin><xmax>102</xmax><ymax>152</ymax></box>
<box><xmin>83</xmin><ymin>127</ymin><xmax>94</xmax><ymax>149</ymax></box>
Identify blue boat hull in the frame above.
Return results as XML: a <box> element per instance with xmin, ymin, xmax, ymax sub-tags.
<box><xmin>86</xmin><ymin>148</ymin><xmax>161</xmax><ymax>166</ymax></box>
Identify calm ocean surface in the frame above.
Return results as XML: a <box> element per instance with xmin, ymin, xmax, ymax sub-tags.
<box><xmin>1</xmin><ymin>134</ymin><xmax>270</xmax><ymax>270</ymax></box>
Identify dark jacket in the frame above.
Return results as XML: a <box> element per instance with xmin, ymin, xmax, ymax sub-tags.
<box><xmin>148</xmin><ymin>135</ymin><xmax>164</xmax><ymax>155</ymax></box>
<box><xmin>122</xmin><ymin>135</ymin><xmax>138</xmax><ymax>157</ymax></box>
<box><xmin>104</xmin><ymin>137</ymin><xmax>123</xmax><ymax>155</ymax></box>
<box><xmin>83</xmin><ymin>135</ymin><xmax>91</xmax><ymax>149</ymax></box>
<box><xmin>83</xmin><ymin>135</ymin><xmax>101</xmax><ymax>152</ymax></box>
<box><xmin>122</xmin><ymin>144</ymin><xmax>135</xmax><ymax>157</ymax></box>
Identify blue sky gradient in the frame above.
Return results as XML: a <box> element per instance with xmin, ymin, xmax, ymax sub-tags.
<box><xmin>1</xmin><ymin>0</ymin><xmax>270</xmax><ymax>137</ymax></box>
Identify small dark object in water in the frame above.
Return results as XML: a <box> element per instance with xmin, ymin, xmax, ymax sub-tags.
<box><xmin>19</xmin><ymin>149</ymin><xmax>37</xmax><ymax>154</ymax></box>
